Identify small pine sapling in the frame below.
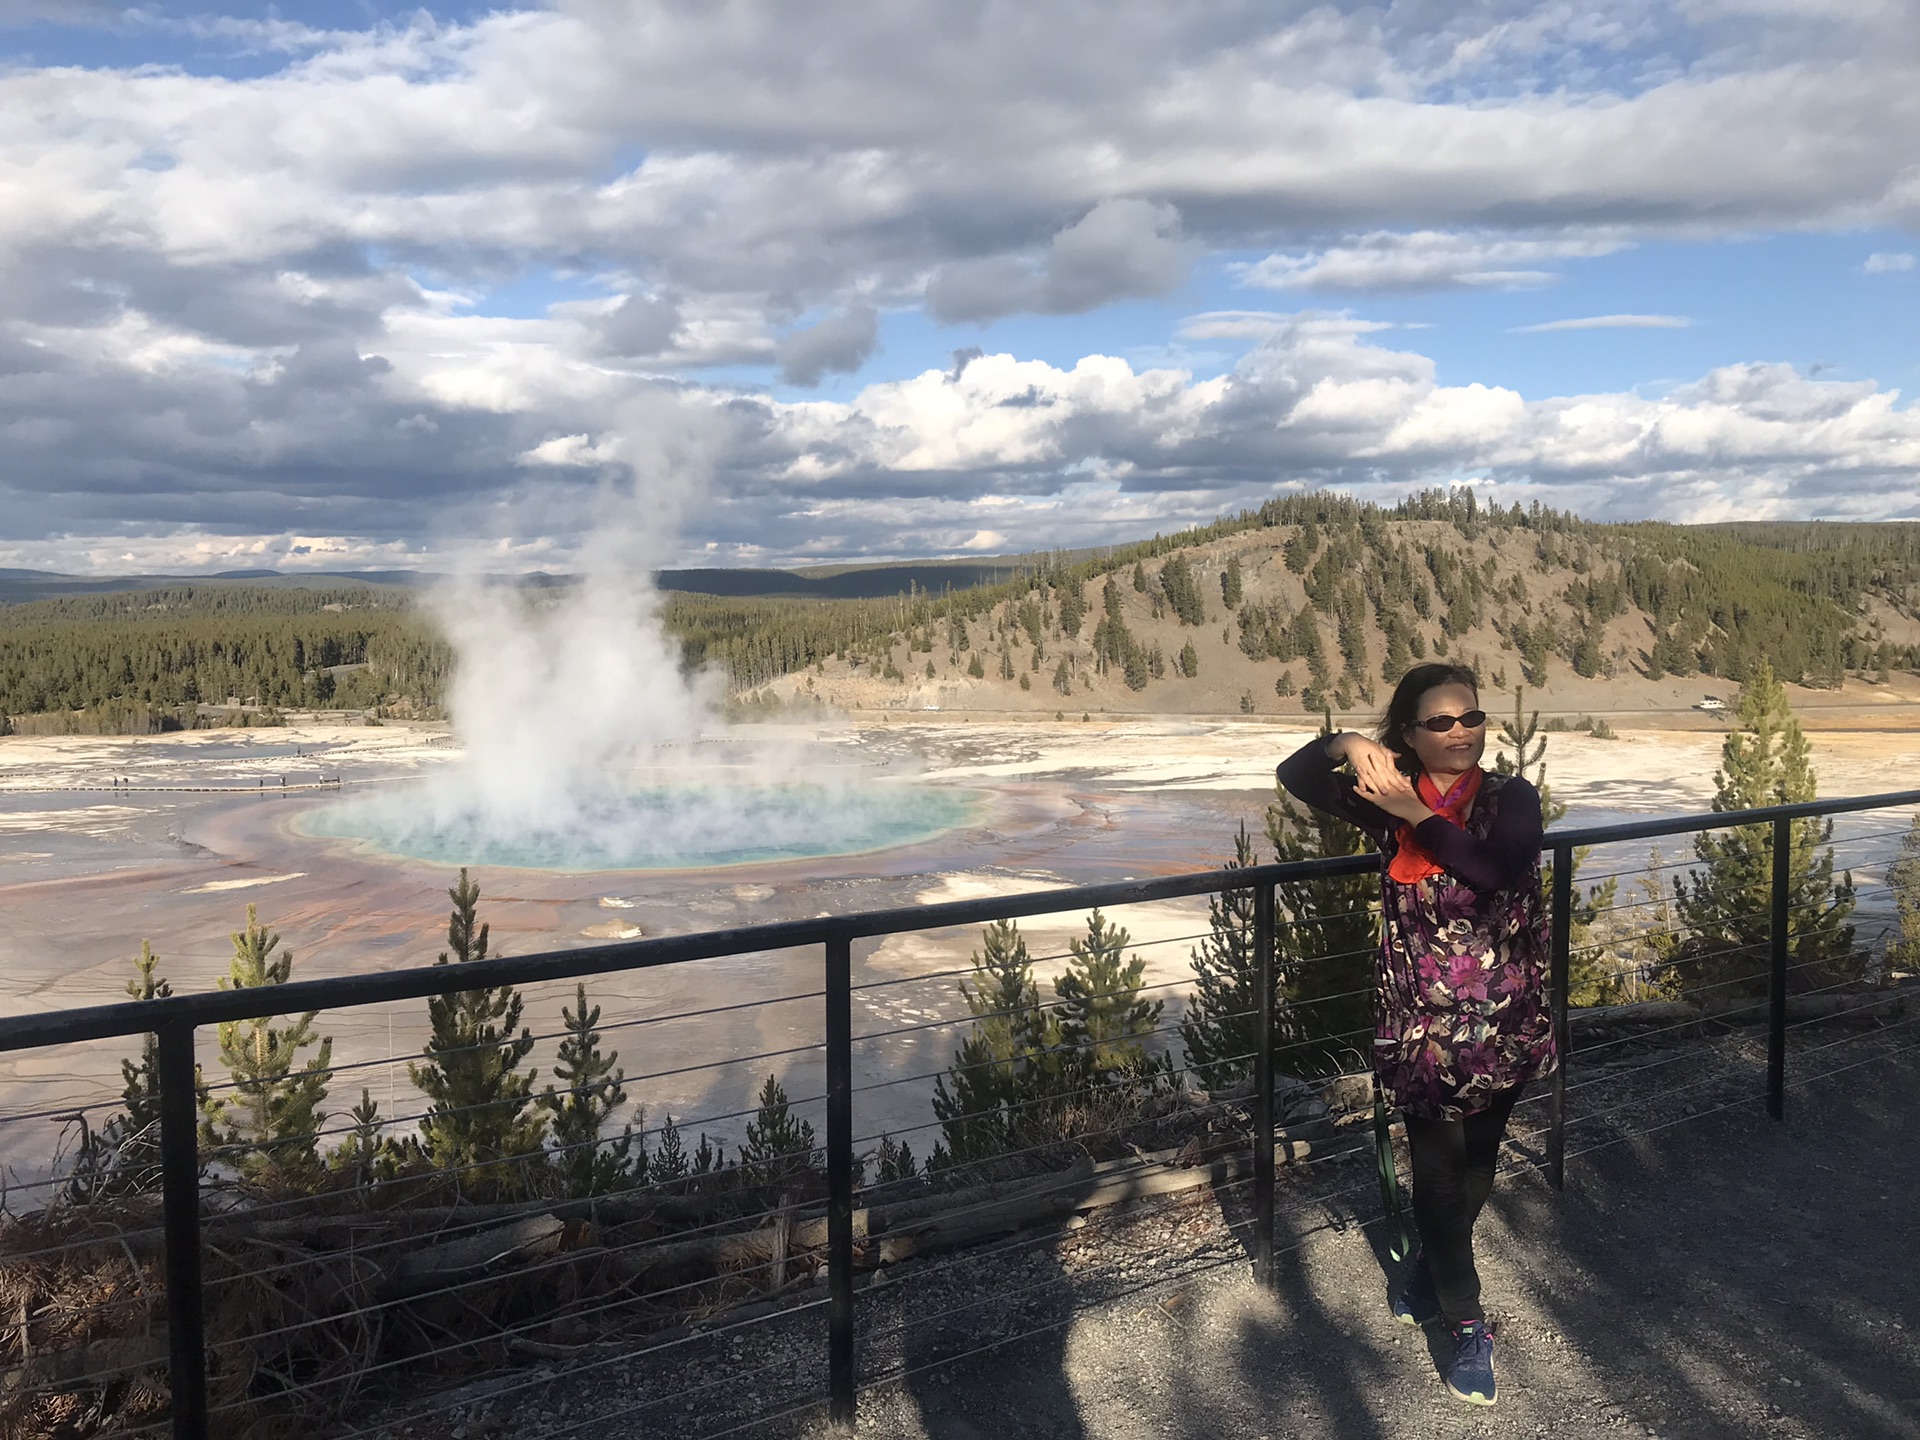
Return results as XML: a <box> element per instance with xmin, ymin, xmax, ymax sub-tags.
<box><xmin>1055</xmin><ymin>910</ymin><xmax>1162</xmax><ymax>1081</ymax></box>
<box><xmin>1180</xmin><ymin>825</ymin><xmax>1286</xmax><ymax>1091</ymax></box>
<box><xmin>541</xmin><ymin>983</ymin><xmax>636</xmax><ymax>1196</ymax></box>
<box><xmin>651</xmin><ymin>1114</ymin><xmax>690</xmax><ymax>1183</ymax></box>
<box><xmin>71</xmin><ymin>941</ymin><xmax>174</xmax><ymax>1197</ymax></box>
<box><xmin>329</xmin><ymin>1089</ymin><xmax>403</xmax><ymax>1190</ymax></box>
<box><xmin>739</xmin><ymin>1073</ymin><xmax>817</xmax><ymax>1188</ymax></box>
<box><xmin>408</xmin><ymin>869</ymin><xmax>546</xmax><ymax>1198</ymax></box>
<box><xmin>872</xmin><ymin>1134</ymin><xmax>919</xmax><ymax>1184</ymax></box>
<box><xmin>200</xmin><ymin>908</ymin><xmax>334</xmax><ymax>1186</ymax></box>
<box><xmin>1885</xmin><ymin>816</ymin><xmax>1920</xmax><ymax>973</ymax></box>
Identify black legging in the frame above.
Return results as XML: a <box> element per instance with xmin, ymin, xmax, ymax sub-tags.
<box><xmin>1404</xmin><ymin>1084</ymin><xmax>1525</xmax><ymax>1325</ymax></box>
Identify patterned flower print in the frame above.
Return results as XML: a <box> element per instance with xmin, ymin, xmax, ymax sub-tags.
<box><xmin>1374</xmin><ymin>771</ymin><xmax>1557</xmax><ymax>1120</ymax></box>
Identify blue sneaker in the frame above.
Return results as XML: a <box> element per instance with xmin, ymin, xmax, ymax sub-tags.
<box><xmin>1391</xmin><ymin>1253</ymin><xmax>1440</xmax><ymax>1327</ymax></box>
<box><xmin>1444</xmin><ymin>1319</ymin><xmax>1497</xmax><ymax>1406</ymax></box>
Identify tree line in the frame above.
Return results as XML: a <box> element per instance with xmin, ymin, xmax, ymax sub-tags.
<box><xmin>5</xmin><ymin>499</ymin><xmax>1919</xmax><ymax>730</ymax></box>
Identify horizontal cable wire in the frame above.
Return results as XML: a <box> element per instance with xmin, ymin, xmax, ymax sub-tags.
<box><xmin>847</xmin><ymin>1025</ymin><xmax>1374</xmax><ymax>1163</ymax></box>
<box><xmin>321</xmin><ymin>1293</ymin><xmax>835</xmax><ymax>1438</ymax></box>
<box><xmin>855</xmin><ymin>1174</ymin><xmax>1262</xmax><ymax>1348</ymax></box>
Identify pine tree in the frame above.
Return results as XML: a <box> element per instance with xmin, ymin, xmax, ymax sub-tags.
<box><xmin>541</xmin><ymin>983</ymin><xmax>637</xmax><ymax>1196</ymax></box>
<box><xmin>1674</xmin><ymin>662</ymin><xmax>1857</xmax><ymax>993</ymax></box>
<box><xmin>1265</xmin><ymin>710</ymin><xmax>1378</xmax><ymax>1076</ymax></box>
<box><xmin>651</xmin><ymin>1114</ymin><xmax>690</xmax><ymax>1182</ymax></box>
<box><xmin>739</xmin><ymin>1073</ymin><xmax>817</xmax><ymax>1187</ymax></box>
<box><xmin>72</xmin><ymin>942</ymin><xmax>174</xmax><ymax>1197</ymax></box>
<box><xmin>1159</xmin><ymin>555</ymin><xmax>1206</xmax><ymax>626</ymax></box>
<box><xmin>1572</xmin><ymin>627</ymin><xmax>1604</xmax><ymax>678</ymax></box>
<box><xmin>1381</xmin><ymin>616</ymin><xmax>1413</xmax><ymax>682</ymax></box>
<box><xmin>1054</xmin><ymin>910</ymin><xmax>1162</xmax><ymax>1080</ymax></box>
<box><xmin>1221</xmin><ymin>554</ymin><xmax>1244</xmax><ymax>610</ymax></box>
<box><xmin>200</xmin><ymin>907</ymin><xmax>333</xmax><ymax>1184</ymax></box>
<box><xmin>932</xmin><ymin>920</ymin><xmax>1061</xmax><ymax>1163</ymax></box>
<box><xmin>1057</xmin><ymin>581</ymin><xmax>1087</xmax><ymax>637</ymax></box>
<box><xmin>1180</xmin><ymin>824</ymin><xmax>1288</xmax><ymax>1091</ymax></box>
<box><xmin>408</xmin><ymin>869</ymin><xmax>546</xmax><ymax>1197</ymax></box>
<box><xmin>108</xmin><ymin>940</ymin><xmax>173</xmax><ymax>1191</ymax></box>
<box><xmin>690</xmin><ymin>1131</ymin><xmax>727</xmax><ymax>1186</ymax></box>
<box><xmin>1494</xmin><ymin>686</ymin><xmax>1620</xmax><ymax>1003</ymax></box>
<box><xmin>1284</xmin><ymin>522</ymin><xmax>1318</xmax><ymax>573</ymax></box>
<box><xmin>1886</xmin><ymin>816</ymin><xmax>1920</xmax><ymax>972</ymax></box>
<box><xmin>328</xmin><ymin>1088</ymin><xmax>403</xmax><ymax>1189</ymax></box>
<box><xmin>872</xmin><ymin>1134</ymin><xmax>919</xmax><ymax>1183</ymax></box>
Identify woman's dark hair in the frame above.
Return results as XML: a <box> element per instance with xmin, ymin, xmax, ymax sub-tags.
<box><xmin>1376</xmin><ymin>663</ymin><xmax>1481</xmax><ymax>773</ymax></box>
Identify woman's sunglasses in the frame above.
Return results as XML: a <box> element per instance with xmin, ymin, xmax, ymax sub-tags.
<box><xmin>1414</xmin><ymin>710</ymin><xmax>1487</xmax><ymax>733</ymax></box>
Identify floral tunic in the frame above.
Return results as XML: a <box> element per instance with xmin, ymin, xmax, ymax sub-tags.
<box><xmin>1276</xmin><ymin>740</ymin><xmax>1559</xmax><ymax>1121</ymax></box>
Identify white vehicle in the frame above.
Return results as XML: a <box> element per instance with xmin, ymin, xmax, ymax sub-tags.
<box><xmin>1692</xmin><ymin>696</ymin><xmax>1727</xmax><ymax>712</ymax></box>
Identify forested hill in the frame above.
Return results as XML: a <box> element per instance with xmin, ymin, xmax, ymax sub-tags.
<box><xmin>2</xmin><ymin>493</ymin><xmax>1918</xmax><ymax>730</ymax></box>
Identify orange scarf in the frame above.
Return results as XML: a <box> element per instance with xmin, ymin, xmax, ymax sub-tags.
<box><xmin>1385</xmin><ymin>766</ymin><xmax>1483</xmax><ymax>885</ymax></box>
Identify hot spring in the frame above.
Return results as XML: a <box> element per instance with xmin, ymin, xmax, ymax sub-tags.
<box><xmin>299</xmin><ymin>778</ymin><xmax>982</xmax><ymax>872</ymax></box>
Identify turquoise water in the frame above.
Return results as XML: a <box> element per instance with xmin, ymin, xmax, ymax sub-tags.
<box><xmin>299</xmin><ymin>780</ymin><xmax>982</xmax><ymax>871</ymax></box>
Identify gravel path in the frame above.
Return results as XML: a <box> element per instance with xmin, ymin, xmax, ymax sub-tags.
<box><xmin>393</xmin><ymin>1027</ymin><xmax>1920</xmax><ymax>1440</ymax></box>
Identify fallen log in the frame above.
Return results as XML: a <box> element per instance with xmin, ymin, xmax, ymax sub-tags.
<box><xmin>1069</xmin><ymin>1140</ymin><xmax>1313</xmax><ymax>1214</ymax></box>
<box><xmin>870</xmin><ymin>1139</ymin><xmax>1314</xmax><ymax>1267</ymax></box>
<box><xmin>1703</xmin><ymin>991</ymin><xmax>1910</xmax><ymax>1025</ymax></box>
<box><xmin>1569</xmin><ymin>991</ymin><xmax>1910</xmax><ymax>1036</ymax></box>
<box><xmin>872</xmin><ymin>1156</ymin><xmax>1096</xmax><ymax>1266</ymax></box>
<box><xmin>0</xmin><ymin>1331</ymin><xmax>167</xmax><ymax>1393</ymax></box>
<box><xmin>1570</xmin><ymin>1001</ymin><xmax>1701</xmax><ymax>1033</ymax></box>
<box><xmin>383</xmin><ymin>1214</ymin><xmax>567</xmax><ymax>1300</ymax></box>
<box><xmin>203</xmin><ymin>1189</ymin><xmax>740</xmax><ymax>1242</ymax></box>
<box><xmin>605</xmin><ymin>1209</ymin><xmax>870</xmax><ymax>1288</ymax></box>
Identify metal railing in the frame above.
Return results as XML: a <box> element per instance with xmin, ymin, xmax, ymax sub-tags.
<box><xmin>0</xmin><ymin>786</ymin><xmax>1916</xmax><ymax>1438</ymax></box>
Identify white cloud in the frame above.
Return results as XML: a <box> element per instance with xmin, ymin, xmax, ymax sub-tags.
<box><xmin>1510</xmin><ymin>314</ymin><xmax>1693</xmax><ymax>332</ymax></box>
<box><xmin>776</xmin><ymin>305</ymin><xmax>879</xmax><ymax>386</ymax></box>
<box><xmin>1177</xmin><ymin>310</ymin><xmax>1399</xmax><ymax>342</ymax></box>
<box><xmin>1237</xmin><ymin>232</ymin><xmax>1634</xmax><ymax>292</ymax></box>
<box><xmin>1863</xmin><ymin>251</ymin><xmax>1916</xmax><ymax>273</ymax></box>
<box><xmin>4</xmin><ymin>3</ymin><xmax>1920</xmax><ymax>565</ymax></box>
<box><xmin>927</xmin><ymin>200</ymin><xmax>1190</xmax><ymax>323</ymax></box>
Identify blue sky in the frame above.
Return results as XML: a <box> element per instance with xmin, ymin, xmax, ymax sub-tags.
<box><xmin>765</xmin><ymin>230</ymin><xmax>1920</xmax><ymax>406</ymax></box>
<box><xmin>1</xmin><ymin>2</ymin><xmax>1917</xmax><ymax>571</ymax></box>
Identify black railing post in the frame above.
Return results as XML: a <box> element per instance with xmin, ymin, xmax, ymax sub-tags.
<box><xmin>1768</xmin><ymin>814</ymin><xmax>1791</xmax><ymax>1121</ymax></box>
<box><xmin>157</xmin><ymin>1022</ymin><xmax>207</xmax><ymax>1440</ymax></box>
<box><xmin>825</xmin><ymin>933</ymin><xmax>856</xmax><ymax>1426</ymax></box>
<box><xmin>1548</xmin><ymin>842</ymin><xmax>1572</xmax><ymax>1191</ymax></box>
<box><xmin>1252</xmin><ymin>881</ymin><xmax>1276</xmax><ymax>1290</ymax></box>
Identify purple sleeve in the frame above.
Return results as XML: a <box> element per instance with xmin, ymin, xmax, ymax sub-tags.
<box><xmin>1274</xmin><ymin>737</ymin><xmax>1396</xmax><ymax>842</ymax></box>
<box><xmin>1411</xmin><ymin>777</ymin><xmax>1544</xmax><ymax>891</ymax></box>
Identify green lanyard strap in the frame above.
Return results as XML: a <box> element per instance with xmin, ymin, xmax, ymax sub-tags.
<box><xmin>1374</xmin><ymin>1082</ymin><xmax>1412</xmax><ymax>1263</ymax></box>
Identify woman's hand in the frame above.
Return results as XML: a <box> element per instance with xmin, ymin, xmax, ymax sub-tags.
<box><xmin>1326</xmin><ymin>732</ymin><xmax>1401</xmax><ymax>792</ymax></box>
<box><xmin>1354</xmin><ymin>766</ymin><xmax>1436</xmax><ymax>826</ymax></box>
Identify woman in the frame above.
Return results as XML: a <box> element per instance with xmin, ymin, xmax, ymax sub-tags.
<box><xmin>1275</xmin><ymin>662</ymin><xmax>1555</xmax><ymax>1408</ymax></box>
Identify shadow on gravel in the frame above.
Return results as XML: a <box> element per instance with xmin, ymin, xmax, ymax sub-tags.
<box><xmin>1153</xmin><ymin>1179</ymin><xmax>1401</xmax><ymax>1440</ymax></box>
<box><xmin>1492</xmin><ymin>1044</ymin><xmax>1920</xmax><ymax>1440</ymax></box>
<box><xmin>890</xmin><ymin>1247</ymin><xmax>1089</xmax><ymax>1440</ymax></box>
